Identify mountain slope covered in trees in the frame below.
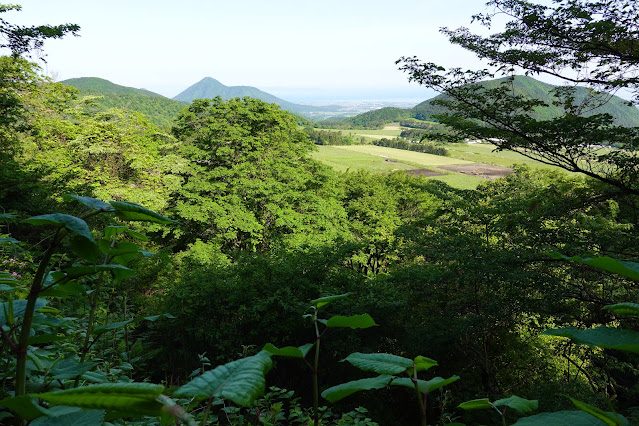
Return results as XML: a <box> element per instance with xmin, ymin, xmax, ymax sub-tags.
<box><xmin>62</xmin><ymin>77</ymin><xmax>187</xmax><ymax>128</ymax></box>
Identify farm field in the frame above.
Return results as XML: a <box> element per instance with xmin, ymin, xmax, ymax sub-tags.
<box><xmin>312</xmin><ymin>145</ymin><xmax>486</xmax><ymax>189</ymax></box>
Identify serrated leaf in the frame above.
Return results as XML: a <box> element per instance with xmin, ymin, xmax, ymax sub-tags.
<box><xmin>64</xmin><ymin>194</ymin><xmax>113</xmax><ymax>212</ymax></box>
<box><xmin>569</xmin><ymin>397</ymin><xmax>626</xmax><ymax>425</ymax></box>
<box><xmin>109</xmin><ymin>201</ymin><xmax>175</xmax><ymax>224</ymax></box>
<box><xmin>37</xmin><ymin>383</ymin><xmax>165</xmax><ymax>417</ymax></box>
<box><xmin>263</xmin><ymin>343</ymin><xmax>313</xmax><ymax>358</ymax></box>
<box><xmin>321</xmin><ymin>375</ymin><xmax>393</xmax><ymax>403</ymax></box>
<box><xmin>31</xmin><ymin>409</ymin><xmax>105</xmax><ymax>426</ymax></box>
<box><xmin>413</xmin><ymin>356</ymin><xmax>438</xmax><ymax>373</ymax></box>
<box><xmin>458</xmin><ymin>398</ymin><xmax>492</xmax><ymax>410</ymax></box>
<box><xmin>0</xmin><ymin>396</ymin><xmax>45</xmax><ymax>420</ymax></box>
<box><xmin>549</xmin><ymin>254</ymin><xmax>639</xmax><ymax>281</ymax></box>
<box><xmin>342</xmin><ymin>352</ymin><xmax>412</xmax><ymax>375</ymax></box>
<box><xmin>494</xmin><ymin>395</ymin><xmax>538</xmax><ymax>413</ymax></box>
<box><xmin>543</xmin><ymin>327</ymin><xmax>639</xmax><ymax>353</ymax></box>
<box><xmin>22</xmin><ymin>214</ymin><xmax>95</xmax><ymax>243</ymax></box>
<box><xmin>326</xmin><ymin>314</ymin><xmax>377</xmax><ymax>329</ymax></box>
<box><xmin>392</xmin><ymin>376</ymin><xmax>459</xmax><ymax>394</ymax></box>
<box><xmin>174</xmin><ymin>350</ymin><xmax>272</xmax><ymax>406</ymax></box>
<box><xmin>310</xmin><ymin>293</ymin><xmax>352</xmax><ymax>308</ymax></box>
<box><xmin>514</xmin><ymin>410</ymin><xmax>621</xmax><ymax>425</ymax></box>
<box><xmin>604</xmin><ymin>303</ymin><xmax>639</xmax><ymax>317</ymax></box>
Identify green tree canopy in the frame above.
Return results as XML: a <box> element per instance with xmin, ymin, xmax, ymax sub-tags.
<box><xmin>397</xmin><ymin>0</ymin><xmax>639</xmax><ymax>195</ymax></box>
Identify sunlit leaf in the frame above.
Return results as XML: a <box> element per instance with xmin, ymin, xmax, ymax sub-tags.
<box><xmin>413</xmin><ymin>356</ymin><xmax>438</xmax><ymax>373</ymax></box>
<box><xmin>109</xmin><ymin>201</ymin><xmax>176</xmax><ymax>224</ymax></box>
<box><xmin>458</xmin><ymin>398</ymin><xmax>492</xmax><ymax>410</ymax></box>
<box><xmin>549</xmin><ymin>254</ymin><xmax>639</xmax><ymax>281</ymax></box>
<box><xmin>569</xmin><ymin>397</ymin><xmax>626</xmax><ymax>425</ymax></box>
<box><xmin>321</xmin><ymin>375</ymin><xmax>393</xmax><ymax>403</ymax></box>
<box><xmin>326</xmin><ymin>314</ymin><xmax>377</xmax><ymax>329</ymax></box>
<box><xmin>543</xmin><ymin>327</ymin><xmax>639</xmax><ymax>353</ymax></box>
<box><xmin>342</xmin><ymin>352</ymin><xmax>412</xmax><ymax>375</ymax></box>
<box><xmin>310</xmin><ymin>293</ymin><xmax>352</xmax><ymax>308</ymax></box>
<box><xmin>263</xmin><ymin>343</ymin><xmax>313</xmax><ymax>358</ymax></box>
<box><xmin>37</xmin><ymin>383</ymin><xmax>165</xmax><ymax>417</ymax></box>
<box><xmin>174</xmin><ymin>350</ymin><xmax>272</xmax><ymax>406</ymax></box>
<box><xmin>494</xmin><ymin>395</ymin><xmax>538</xmax><ymax>413</ymax></box>
<box><xmin>64</xmin><ymin>194</ymin><xmax>113</xmax><ymax>212</ymax></box>
<box><xmin>22</xmin><ymin>214</ymin><xmax>95</xmax><ymax>243</ymax></box>
<box><xmin>392</xmin><ymin>376</ymin><xmax>459</xmax><ymax>393</ymax></box>
<box><xmin>604</xmin><ymin>303</ymin><xmax>639</xmax><ymax>317</ymax></box>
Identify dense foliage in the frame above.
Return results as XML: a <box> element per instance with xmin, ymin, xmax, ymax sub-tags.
<box><xmin>2</xmin><ymin>1</ymin><xmax>639</xmax><ymax>425</ymax></box>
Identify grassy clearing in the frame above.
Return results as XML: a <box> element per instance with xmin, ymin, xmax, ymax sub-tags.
<box><xmin>312</xmin><ymin>146</ymin><xmax>416</xmax><ymax>173</ymax></box>
<box><xmin>332</xmin><ymin>145</ymin><xmax>473</xmax><ymax>167</ymax></box>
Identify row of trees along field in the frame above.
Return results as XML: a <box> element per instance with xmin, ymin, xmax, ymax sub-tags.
<box><xmin>1</xmin><ymin>1</ymin><xmax>639</xmax><ymax>425</ymax></box>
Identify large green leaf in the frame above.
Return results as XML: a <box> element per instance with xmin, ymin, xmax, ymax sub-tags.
<box><xmin>604</xmin><ymin>303</ymin><xmax>639</xmax><ymax>317</ymax></box>
<box><xmin>543</xmin><ymin>327</ymin><xmax>639</xmax><ymax>353</ymax></box>
<box><xmin>321</xmin><ymin>375</ymin><xmax>393</xmax><ymax>403</ymax></box>
<box><xmin>326</xmin><ymin>314</ymin><xmax>378</xmax><ymax>329</ymax></box>
<box><xmin>494</xmin><ymin>395</ymin><xmax>538</xmax><ymax>413</ymax></box>
<box><xmin>0</xmin><ymin>396</ymin><xmax>45</xmax><ymax>421</ymax></box>
<box><xmin>49</xmin><ymin>360</ymin><xmax>98</xmax><ymax>381</ymax></box>
<box><xmin>174</xmin><ymin>350</ymin><xmax>272</xmax><ymax>406</ymax></box>
<box><xmin>458</xmin><ymin>398</ymin><xmax>492</xmax><ymax>410</ymax></box>
<box><xmin>22</xmin><ymin>214</ymin><xmax>95</xmax><ymax>243</ymax></box>
<box><xmin>64</xmin><ymin>194</ymin><xmax>113</xmax><ymax>212</ymax></box>
<box><xmin>569</xmin><ymin>397</ymin><xmax>626</xmax><ymax>426</ymax></box>
<box><xmin>310</xmin><ymin>293</ymin><xmax>352</xmax><ymax>308</ymax></box>
<box><xmin>262</xmin><ymin>343</ymin><xmax>313</xmax><ymax>358</ymax></box>
<box><xmin>392</xmin><ymin>376</ymin><xmax>459</xmax><ymax>394</ymax></box>
<box><xmin>37</xmin><ymin>383</ymin><xmax>165</xmax><ymax>417</ymax></box>
<box><xmin>1</xmin><ymin>298</ymin><xmax>47</xmax><ymax>326</ymax></box>
<box><xmin>514</xmin><ymin>410</ymin><xmax>618</xmax><ymax>425</ymax></box>
<box><xmin>342</xmin><ymin>352</ymin><xmax>412</xmax><ymax>375</ymax></box>
<box><xmin>93</xmin><ymin>319</ymin><xmax>135</xmax><ymax>336</ymax></box>
<box><xmin>31</xmin><ymin>409</ymin><xmax>105</xmax><ymax>426</ymax></box>
<box><xmin>549</xmin><ymin>254</ymin><xmax>639</xmax><ymax>281</ymax></box>
<box><xmin>413</xmin><ymin>356</ymin><xmax>438</xmax><ymax>373</ymax></box>
<box><xmin>109</xmin><ymin>201</ymin><xmax>176</xmax><ymax>224</ymax></box>
<box><xmin>63</xmin><ymin>264</ymin><xmax>135</xmax><ymax>284</ymax></box>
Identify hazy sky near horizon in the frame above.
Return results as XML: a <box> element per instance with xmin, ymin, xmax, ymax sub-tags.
<box><xmin>6</xmin><ymin>0</ymin><xmax>495</xmax><ymax>101</ymax></box>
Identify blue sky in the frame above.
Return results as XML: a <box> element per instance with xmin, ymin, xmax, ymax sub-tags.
<box><xmin>6</xmin><ymin>0</ymin><xmax>492</xmax><ymax>101</ymax></box>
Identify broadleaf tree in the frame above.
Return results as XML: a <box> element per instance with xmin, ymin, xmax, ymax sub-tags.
<box><xmin>397</xmin><ymin>0</ymin><xmax>639</xmax><ymax>195</ymax></box>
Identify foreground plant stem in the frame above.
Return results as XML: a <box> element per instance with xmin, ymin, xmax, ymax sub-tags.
<box><xmin>313</xmin><ymin>308</ymin><xmax>321</xmax><ymax>426</ymax></box>
<box><xmin>412</xmin><ymin>364</ymin><xmax>427</xmax><ymax>426</ymax></box>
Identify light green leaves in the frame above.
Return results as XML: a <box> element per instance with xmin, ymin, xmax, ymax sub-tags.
<box><xmin>568</xmin><ymin>397</ymin><xmax>627</xmax><ymax>426</ymax></box>
<box><xmin>458</xmin><ymin>398</ymin><xmax>492</xmax><ymax>410</ymax></box>
<box><xmin>604</xmin><ymin>303</ymin><xmax>639</xmax><ymax>317</ymax></box>
<box><xmin>326</xmin><ymin>314</ymin><xmax>377</xmax><ymax>329</ymax></box>
<box><xmin>321</xmin><ymin>375</ymin><xmax>393</xmax><ymax>403</ymax></box>
<box><xmin>543</xmin><ymin>327</ymin><xmax>639</xmax><ymax>354</ymax></box>
<box><xmin>37</xmin><ymin>383</ymin><xmax>165</xmax><ymax>417</ymax></box>
<box><xmin>175</xmin><ymin>350</ymin><xmax>272</xmax><ymax>406</ymax></box>
<box><xmin>494</xmin><ymin>395</ymin><xmax>539</xmax><ymax>413</ymax></box>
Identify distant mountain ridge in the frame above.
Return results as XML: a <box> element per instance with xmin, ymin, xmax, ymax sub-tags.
<box><xmin>336</xmin><ymin>75</ymin><xmax>639</xmax><ymax>128</ymax></box>
<box><xmin>173</xmin><ymin>77</ymin><xmax>329</xmax><ymax>115</ymax></box>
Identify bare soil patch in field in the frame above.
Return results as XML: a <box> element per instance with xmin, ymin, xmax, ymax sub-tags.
<box><xmin>437</xmin><ymin>164</ymin><xmax>513</xmax><ymax>179</ymax></box>
<box><xmin>406</xmin><ymin>168</ymin><xmax>446</xmax><ymax>177</ymax></box>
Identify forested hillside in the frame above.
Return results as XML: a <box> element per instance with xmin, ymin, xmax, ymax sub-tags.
<box><xmin>329</xmin><ymin>75</ymin><xmax>639</xmax><ymax>129</ymax></box>
<box><xmin>2</xmin><ymin>1</ymin><xmax>639</xmax><ymax>425</ymax></box>
<box><xmin>62</xmin><ymin>77</ymin><xmax>186</xmax><ymax>128</ymax></box>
